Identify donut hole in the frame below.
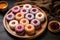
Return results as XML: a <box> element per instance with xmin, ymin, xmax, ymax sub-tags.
<box><xmin>17</xmin><ymin>14</ymin><xmax>22</xmax><ymax>17</ymax></box>
<box><xmin>22</xmin><ymin>9</ymin><xmax>26</xmax><ymax>12</ymax></box>
<box><xmin>8</xmin><ymin>15</ymin><xmax>12</xmax><ymax>18</ymax></box>
<box><xmin>28</xmin><ymin>15</ymin><xmax>32</xmax><ymax>18</ymax></box>
<box><xmin>14</xmin><ymin>7</ymin><xmax>18</xmax><ymax>10</ymax></box>
<box><xmin>33</xmin><ymin>20</ymin><xmax>38</xmax><ymax>24</ymax></box>
<box><xmin>50</xmin><ymin>22</ymin><xmax>59</xmax><ymax>30</ymax></box>
<box><xmin>17</xmin><ymin>26</ymin><xmax>22</xmax><ymax>29</ymax></box>
<box><xmin>32</xmin><ymin>9</ymin><xmax>36</xmax><ymax>12</ymax></box>
<box><xmin>28</xmin><ymin>26</ymin><xmax>32</xmax><ymax>29</ymax></box>
<box><xmin>26</xmin><ymin>6</ymin><xmax>29</xmax><ymax>8</ymax></box>
<box><xmin>23</xmin><ymin>20</ymin><xmax>26</xmax><ymax>23</ymax></box>
<box><xmin>12</xmin><ymin>22</ymin><xmax>15</xmax><ymax>24</ymax></box>
<box><xmin>38</xmin><ymin>14</ymin><xmax>42</xmax><ymax>17</ymax></box>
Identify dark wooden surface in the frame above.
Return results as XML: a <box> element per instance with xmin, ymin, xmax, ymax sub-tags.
<box><xmin>0</xmin><ymin>0</ymin><xmax>60</xmax><ymax>40</ymax></box>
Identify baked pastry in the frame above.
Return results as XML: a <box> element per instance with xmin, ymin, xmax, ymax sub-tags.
<box><xmin>6</xmin><ymin>12</ymin><xmax>14</xmax><ymax>20</ymax></box>
<box><xmin>20</xmin><ymin>8</ymin><xmax>29</xmax><ymax>14</ymax></box>
<box><xmin>30</xmin><ymin>8</ymin><xmax>39</xmax><ymax>14</ymax></box>
<box><xmin>25</xmin><ymin>13</ymin><xmax>34</xmax><ymax>20</ymax></box>
<box><xmin>9</xmin><ymin>20</ymin><xmax>18</xmax><ymax>30</ymax></box>
<box><xmin>23</xmin><ymin>4</ymin><xmax>32</xmax><ymax>10</ymax></box>
<box><xmin>35</xmin><ymin>12</ymin><xmax>44</xmax><ymax>22</ymax></box>
<box><xmin>15</xmin><ymin>24</ymin><xmax>25</xmax><ymax>35</ymax></box>
<box><xmin>20</xmin><ymin>18</ymin><xmax>29</xmax><ymax>26</ymax></box>
<box><xmin>25</xmin><ymin>24</ymin><xmax>35</xmax><ymax>35</ymax></box>
<box><xmin>15</xmin><ymin>13</ymin><xmax>24</xmax><ymax>20</ymax></box>
<box><xmin>12</xmin><ymin>6</ymin><xmax>20</xmax><ymax>13</ymax></box>
<box><xmin>48</xmin><ymin>21</ymin><xmax>60</xmax><ymax>33</ymax></box>
<box><xmin>31</xmin><ymin>19</ymin><xmax>41</xmax><ymax>29</ymax></box>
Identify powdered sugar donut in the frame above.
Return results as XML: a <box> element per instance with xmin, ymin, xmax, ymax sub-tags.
<box><xmin>35</xmin><ymin>12</ymin><xmax>44</xmax><ymax>22</ymax></box>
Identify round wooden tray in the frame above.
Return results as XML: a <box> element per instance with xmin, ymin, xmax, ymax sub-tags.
<box><xmin>3</xmin><ymin>4</ymin><xmax>47</xmax><ymax>39</ymax></box>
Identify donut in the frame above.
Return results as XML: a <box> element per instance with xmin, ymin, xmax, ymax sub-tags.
<box><xmin>25</xmin><ymin>24</ymin><xmax>35</xmax><ymax>35</ymax></box>
<box><xmin>15</xmin><ymin>24</ymin><xmax>25</xmax><ymax>35</ymax></box>
<box><xmin>25</xmin><ymin>13</ymin><xmax>34</xmax><ymax>20</ymax></box>
<box><xmin>12</xmin><ymin>6</ymin><xmax>20</xmax><ymax>13</ymax></box>
<box><xmin>23</xmin><ymin>4</ymin><xmax>32</xmax><ymax>10</ymax></box>
<box><xmin>6</xmin><ymin>12</ymin><xmax>14</xmax><ymax>20</ymax></box>
<box><xmin>20</xmin><ymin>18</ymin><xmax>29</xmax><ymax>26</ymax></box>
<box><xmin>15</xmin><ymin>13</ymin><xmax>24</xmax><ymax>20</ymax></box>
<box><xmin>9</xmin><ymin>20</ymin><xmax>18</xmax><ymax>30</ymax></box>
<box><xmin>35</xmin><ymin>12</ymin><xmax>44</xmax><ymax>22</ymax></box>
<box><xmin>31</xmin><ymin>19</ymin><xmax>41</xmax><ymax>29</ymax></box>
<box><xmin>20</xmin><ymin>8</ymin><xmax>29</xmax><ymax>14</ymax></box>
<box><xmin>30</xmin><ymin>8</ymin><xmax>39</xmax><ymax>14</ymax></box>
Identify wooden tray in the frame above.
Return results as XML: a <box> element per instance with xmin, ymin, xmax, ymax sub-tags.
<box><xmin>3</xmin><ymin>4</ymin><xmax>47</xmax><ymax>39</ymax></box>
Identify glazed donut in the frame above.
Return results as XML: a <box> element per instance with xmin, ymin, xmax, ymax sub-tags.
<box><xmin>20</xmin><ymin>8</ymin><xmax>29</xmax><ymax>14</ymax></box>
<box><xmin>20</xmin><ymin>18</ymin><xmax>29</xmax><ymax>26</ymax></box>
<box><xmin>15</xmin><ymin>13</ymin><xmax>24</xmax><ymax>20</ymax></box>
<box><xmin>23</xmin><ymin>4</ymin><xmax>32</xmax><ymax>10</ymax></box>
<box><xmin>35</xmin><ymin>12</ymin><xmax>44</xmax><ymax>22</ymax></box>
<box><xmin>25</xmin><ymin>24</ymin><xmax>35</xmax><ymax>35</ymax></box>
<box><xmin>12</xmin><ymin>6</ymin><xmax>20</xmax><ymax>13</ymax></box>
<box><xmin>30</xmin><ymin>8</ymin><xmax>39</xmax><ymax>14</ymax></box>
<box><xmin>25</xmin><ymin>13</ymin><xmax>34</xmax><ymax>20</ymax></box>
<box><xmin>9</xmin><ymin>20</ymin><xmax>18</xmax><ymax>30</ymax></box>
<box><xmin>6</xmin><ymin>12</ymin><xmax>14</xmax><ymax>20</ymax></box>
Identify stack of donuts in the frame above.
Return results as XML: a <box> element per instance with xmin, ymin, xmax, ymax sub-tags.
<box><xmin>5</xmin><ymin>4</ymin><xmax>45</xmax><ymax>35</ymax></box>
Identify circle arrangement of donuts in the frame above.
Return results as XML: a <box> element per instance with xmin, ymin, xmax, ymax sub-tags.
<box><xmin>5</xmin><ymin>4</ymin><xmax>45</xmax><ymax>36</ymax></box>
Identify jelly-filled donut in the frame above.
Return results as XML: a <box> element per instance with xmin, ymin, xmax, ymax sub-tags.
<box><xmin>25</xmin><ymin>13</ymin><xmax>34</xmax><ymax>20</ymax></box>
<box><xmin>31</xmin><ymin>19</ymin><xmax>41</xmax><ymax>29</ymax></box>
<box><xmin>35</xmin><ymin>12</ymin><xmax>44</xmax><ymax>22</ymax></box>
<box><xmin>20</xmin><ymin>18</ymin><xmax>29</xmax><ymax>26</ymax></box>
<box><xmin>15</xmin><ymin>24</ymin><xmax>25</xmax><ymax>35</ymax></box>
<box><xmin>9</xmin><ymin>20</ymin><xmax>18</xmax><ymax>30</ymax></box>
<box><xmin>23</xmin><ymin>4</ymin><xmax>32</xmax><ymax>10</ymax></box>
<box><xmin>15</xmin><ymin>13</ymin><xmax>24</xmax><ymax>20</ymax></box>
<box><xmin>6</xmin><ymin>12</ymin><xmax>14</xmax><ymax>21</ymax></box>
<box><xmin>48</xmin><ymin>21</ymin><xmax>60</xmax><ymax>33</ymax></box>
<box><xmin>12</xmin><ymin>6</ymin><xmax>20</xmax><ymax>13</ymax></box>
<box><xmin>20</xmin><ymin>8</ymin><xmax>29</xmax><ymax>14</ymax></box>
<box><xmin>25</xmin><ymin>24</ymin><xmax>35</xmax><ymax>35</ymax></box>
<box><xmin>30</xmin><ymin>8</ymin><xmax>39</xmax><ymax>14</ymax></box>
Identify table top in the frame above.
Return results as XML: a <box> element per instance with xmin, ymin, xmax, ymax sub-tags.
<box><xmin>0</xmin><ymin>0</ymin><xmax>60</xmax><ymax>40</ymax></box>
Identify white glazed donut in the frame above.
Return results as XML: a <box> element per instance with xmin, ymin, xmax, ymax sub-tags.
<box><xmin>9</xmin><ymin>20</ymin><xmax>18</xmax><ymax>29</ymax></box>
<box><xmin>15</xmin><ymin>13</ymin><xmax>24</xmax><ymax>20</ymax></box>
<box><xmin>23</xmin><ymin>4</ymin><xmax>32</xmax><ymax>10</ymax></box>
<box><xmin>35</xmin><ymin>12</ymin><xmax>44</xmax><ymax>22</ymax></box>
<box><xmin>12</xmin><ymin>6</ymin><xmax>20</xmax><ymax>13</ymax></box>
<box><xmin>25</xmin><ymin>13</ymin><xmax>34</xmax><ymax>20</ymax></box>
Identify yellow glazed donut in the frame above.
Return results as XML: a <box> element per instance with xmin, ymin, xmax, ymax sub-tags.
<box><xmin>15</xmin><ymin>13</ymin><xmax>24</xmax><ymax>20</ymax></box>
<box><xmin>20</xmin><ymin>18</ymin><xmax>29</xmax><ymax>26</ymax></box>
<box><xmin>25</xmin><ymin>24</ymin><xmax>35</xmax><ymax>35</ymax></box>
